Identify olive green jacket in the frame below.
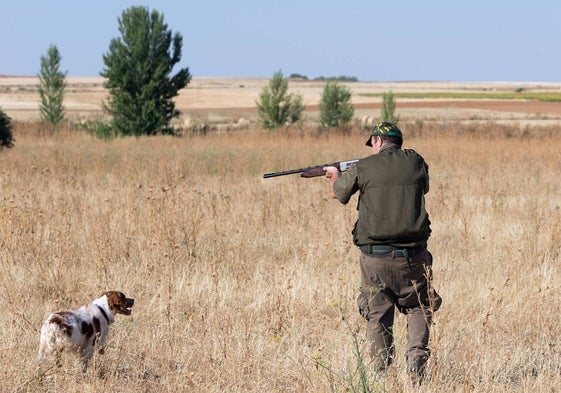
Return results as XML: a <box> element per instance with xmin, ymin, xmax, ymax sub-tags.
<box><xmin>333</xmin><ymin>144</ymin><xmax>431</xmax><ymax>248</ymax></box>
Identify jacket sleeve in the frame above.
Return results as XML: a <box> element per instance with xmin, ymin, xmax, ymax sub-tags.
<box><xmin>333</xmin><ymin>164</ymin><xmax>359</xmax><ymax>204</ymax></box>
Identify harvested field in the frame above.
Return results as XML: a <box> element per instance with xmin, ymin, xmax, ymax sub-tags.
<box><xmin>2</xmin><ymin>76</ymin><xmax>561</xmax><ymax>127</ymax></box>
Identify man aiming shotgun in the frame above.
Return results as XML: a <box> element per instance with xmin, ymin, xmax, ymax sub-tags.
<box><xmin>323</xmin><ymin>121</ymin><xmax>441</xmax><ymax>386</ymax></box>
<box><xmin>264</xmin><ymin>122</ymin><xmax>441</xmax><ymax>385</ymax></box>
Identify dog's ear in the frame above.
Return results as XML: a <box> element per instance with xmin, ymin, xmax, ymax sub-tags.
<box><xmin>103</xmin><ymin>291</ymin><xmax>122</xmax><ymax>299</ymax></box>
<box><xmin>104</xmin><ymin>291</ymin><xmax>127</xmax><ymax>305</ymax></box>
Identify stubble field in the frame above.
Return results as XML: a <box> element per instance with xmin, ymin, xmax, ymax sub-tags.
<box><xmin>1</xmin><ymin>78</ymin><xmax>561</xmax><ymax>392</ymax></box>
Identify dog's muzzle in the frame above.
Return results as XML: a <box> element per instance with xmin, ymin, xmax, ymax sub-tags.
<box><xmin>122</xmin><ymin>298</ymin><xmax>134</xmax><ymax>315</ymax></box>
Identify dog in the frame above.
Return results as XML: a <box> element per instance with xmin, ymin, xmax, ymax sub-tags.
<box><xmin>37</xmin><ymin>291</ymin><xmax>134</xmax><ymax>370</ymax></box>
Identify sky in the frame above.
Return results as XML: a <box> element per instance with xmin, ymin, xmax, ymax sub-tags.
<box><xmin>2</xmin><ymin>0</ymin><xmax>561</xmax><ymax>82</ymax></box>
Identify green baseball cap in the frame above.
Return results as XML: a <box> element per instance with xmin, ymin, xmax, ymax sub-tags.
<box><xmin>365</xmin><ymin>122</ymin><xmax>403</xmax><ymax>146</ymax></box>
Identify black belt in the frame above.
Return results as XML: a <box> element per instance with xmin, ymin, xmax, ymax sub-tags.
<box><xmin>360</xmin><ymin>244</ymin><xmax>424</xmax><ymax>258</ymax></box>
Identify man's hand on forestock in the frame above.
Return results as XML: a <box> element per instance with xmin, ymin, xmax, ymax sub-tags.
<box><xmin>323</xmin><ymin>166</ymin><xmax>340</xmax><ymax>199</ymax></box>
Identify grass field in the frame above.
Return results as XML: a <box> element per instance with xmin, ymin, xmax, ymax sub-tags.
<box><xmin>1</xmin><ymin>120</ymin><xmax>560</xmax><ymax>392</ymax></box>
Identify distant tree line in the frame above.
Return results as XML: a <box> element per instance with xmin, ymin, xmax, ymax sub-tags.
<box><xmin>314</xmin><ymin>75</ymin><xmax>358</xmax><ymax>82</ymax></box>
<box><xmin>289</xmin><ymin>73</ymin><xmax>359</xmax><ymax>82</ymax></box>
<box><xmin>288</xmin><ymin>73</ymin><xmax>309</xmax><ymax>80</ymax></box>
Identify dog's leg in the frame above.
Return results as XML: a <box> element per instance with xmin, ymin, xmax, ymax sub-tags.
<box><xmin>54</xmin><ymin>347</ymin><xmax>64</xmax><ymax>368</ymax></box>
<box><xmin>37</xmin><ymin>344</ymin><xmax>49</xmax><ymax>373</ymax></box>
<box><xmin>79</xmin><ymin>344</ymin><xmax>95</xmax><ymax>372</ymax></box>
<box><xmin>96</xmin><ymin>331</ymin><xmax>106</xmax><ymax>355</ymax></box>
<box><xmin>37</xmin><ymin>329</ymin><xmax>51</xmax><ymax>362</ymax></box>
<box><xmin>37</xmin><ymin>344</ymin><xmax>47</xmax><ymax>364</ymax></box>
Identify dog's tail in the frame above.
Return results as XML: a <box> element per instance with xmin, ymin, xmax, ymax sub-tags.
<box><xmin>37</xmin><ymin>317</ymin><xmax>74</xmax><ymax>363</ymax></box>
<box><xmin>45</xmin><ymin>314</ymin><xmax>74</xmax><ymax>336</ymax></box>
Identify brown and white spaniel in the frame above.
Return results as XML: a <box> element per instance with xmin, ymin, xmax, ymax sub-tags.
<box><xmin>37</xmin><ymin>291</ymin><xmax>134</xmax><ymax>370</ymax></box>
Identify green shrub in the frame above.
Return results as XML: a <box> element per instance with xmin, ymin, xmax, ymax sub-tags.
<box><xmin>0</xmin><ymin>109</ymin><xmax>14</xmax><ymax>150</ymax></box>
<box><xmin>79</xmin><ymin>120</ymin><xmax>116</xmax><ymax>140</ymax></box>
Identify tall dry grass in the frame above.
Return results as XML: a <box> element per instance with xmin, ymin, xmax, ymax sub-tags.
<box><xmin>1</xmin><ymin>122</ymin><xmax>560</xmax><ymax>392</ymax></box>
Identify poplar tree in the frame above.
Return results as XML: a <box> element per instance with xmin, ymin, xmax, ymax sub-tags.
<box><xmin>256</xmin><ymin>71</ymin><xmax>305</xmax><ymax>129</ymax></box>
<box><xmin>101</xmin><ymin>6</ymin><xmax>191</xmax><ymax>136</ymax></box>
<box><xmin>37</xmin><ymin>44</ymin><xmax>66</xmax><ymax>129</ymax></box>
<box><xmin>381</xmin><ymin>91</ymin><xmax>399</xmax><ymax>124</ymax></box>
<box><xmin>318</xmin><ymin>81</ymin><xmax>354</xmax><ymax>128</ymax></box>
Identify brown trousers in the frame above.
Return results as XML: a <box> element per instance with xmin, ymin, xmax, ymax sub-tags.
<box><xmin>357</xmin><ymin>247</ymin><xmax>438</xmax><ymax>372</ymax></box>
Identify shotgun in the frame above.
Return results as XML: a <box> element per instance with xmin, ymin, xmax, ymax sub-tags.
<box><xmin>263</xmin><ymin>158</ymin><xmax>360</xmax><ymax>179</ymax></box>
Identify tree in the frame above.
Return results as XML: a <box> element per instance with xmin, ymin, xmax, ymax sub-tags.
<box><xmin>101</xmin><ymin>6</ymin><xmax>191</xmax><ymax>136</ymax></box>
<box><xmin>256</xmin><ymin>71</ymin><xmax>305</xmax><ymax>129</ymax></box>
<box><xmin>0</xmin><ymin>109</ymin><xmax>15</xmax><ymax>150</ymax></box>
<box><xmin>381</xmin><ymin>91</ymin><xmax>399</xmax><ymax>124</ymax></box>
<box><xmin>37</xmin><ymin>44</ymin><xmax>67</xmax><ymax>129</ymax></box>
<box><xmin>318</xmin><ymin>81</ymin><xmax>354</xmax><ymax>128</ymax></box>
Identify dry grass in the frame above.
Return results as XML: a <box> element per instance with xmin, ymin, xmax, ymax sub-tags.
<box><xmin>1</xmin><ymin>122</ymin><xmax>561</xmax><ymax>392</ymax></box>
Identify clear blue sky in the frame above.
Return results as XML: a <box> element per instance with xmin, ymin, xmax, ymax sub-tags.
<box><xmin>2</xmin><ymin>0</ymin><xmax>561</xmax><ymax>82</ymax></box>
